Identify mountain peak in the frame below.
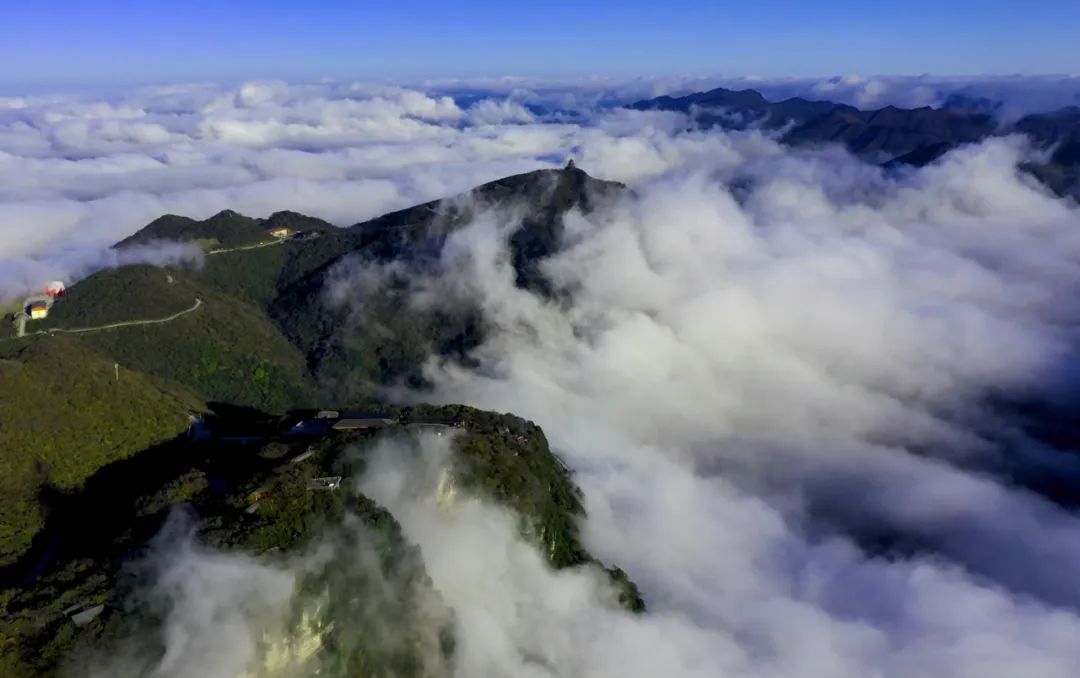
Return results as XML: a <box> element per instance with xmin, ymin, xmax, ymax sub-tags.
<box><xmin>209</xmin><ymin>208</ymin><xmax>248</xmax><ymax>220</ymax></box>
<box><xmin>118</xmin><ymin>208</ymin><xmax>267</xmax><ymax>249</ymax></box>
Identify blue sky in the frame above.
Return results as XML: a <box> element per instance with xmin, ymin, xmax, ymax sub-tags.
<box><xmin>2</xmin><ymin>0</ymin><xmax>1079</xmax><ymax>87</ymax></box>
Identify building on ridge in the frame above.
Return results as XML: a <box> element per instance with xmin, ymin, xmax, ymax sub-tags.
<box><xmin>28</xmin><ymin>301</ymin><xmax>49</xmax><ymax>320</ymax></box>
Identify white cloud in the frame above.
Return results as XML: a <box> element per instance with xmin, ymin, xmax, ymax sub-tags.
<box><xmin>467</xmin><ymin>98</ymin><xmax>536</xmax><ymax>125</ymax></box>
<box><xmin>6</xmin><ymin>77</ymin><xmax>1080</xmax><ymax>676</ymax></box>
<box><xmin>0</xmin><ymin>80</ymin><xmax>748</xmax><ymax>300</ymax></box>
<box><xmin>80</xmin><ymin>513</ymin><xmax>298</xmax><ymax>678</ymax></box>
<box><xmin>368</xmin><ymin>129</ymin><xmax>1080</xmax><ymax>677</ymax></box>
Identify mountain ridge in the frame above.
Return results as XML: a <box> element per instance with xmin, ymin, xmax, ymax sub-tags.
<box><xmin>630</xmin><ymin>86</ymin><xmax>1080</xmax><ymax>198</ymax></box>
<box><xmin>0</xmin><ymin>162</ymin><xmax>627</xmax><ymax>577</ymax></box>
<box><xmin>1</xmin><ymin>179</ymin><xmax>648</xmax><ymax>673</ymax></box>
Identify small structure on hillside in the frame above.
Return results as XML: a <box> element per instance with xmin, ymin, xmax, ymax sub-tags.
<box><xmin>290</xmin><ymin>448</ymin><xmax>316</xmax><ymax>464</ymax></box>
<box><xmin>44</xmin><ymin>281</ymin><xmax>66</xmax><ymax>298</ymax></box>
<box><xmin>246</xmin><ymin>483</ymin><xmax>273</xmax><ymax>504</ymax></box>
<box><xmin>308</xmin><ymin>476</ymin><xmax>342</xmax><ymax>491</ymax></box>
<box><xmin>65</xmin><ymin>603</ymin><xmax>105</xmax><ymax>627</ymax></box>
<box><xmin>28</xmin><ymin>301</ymin><xmax>49</xmax><ymax>320</ymax></box>
<box><xmin>315</xmin><ymin>410</ymin><xmax>340</xmax><ymax>420</ymax></box>
<box><xmin>269</xmin><ymin>227</ymin><xmax>295</xmax><ymax>239</ymax></box>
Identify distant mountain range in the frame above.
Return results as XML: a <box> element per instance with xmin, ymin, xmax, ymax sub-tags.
<box><xmin>630</xmin><ymin>88</ymin><xmax>1080</xmax><ymax>199</ymax></box>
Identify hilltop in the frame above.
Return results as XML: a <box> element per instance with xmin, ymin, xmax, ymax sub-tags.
<box><xmin>630</xmin><ymin>87</ymin><xmax>1080</xmax><ymax>199</ymax></box>
<box><xmin>0</xmin><ymin>163</ymin><xmax>643</xmax><ymax>676</ymax></box>
<box><xmin>0</xmin><ymin>405</ymin><xmax>642</xmax><ymax>676</ymax></box>
<box><xmin>114</xmin><ymin>210</ymin><xmax>336</xmax><ymax>250</ymax></box>
<box><xmin>7</xmin><ymin>162</ymin><xmax>619</xmax><ymax>412</ymax></box>
<box><xmin>106</xmin><ymin>163</ymin><xmax>625</xmax><ymax>399</ymax></box>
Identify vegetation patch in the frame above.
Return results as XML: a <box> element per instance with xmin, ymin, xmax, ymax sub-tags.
<box><xmin>0</xmin><ymin>337</ymin><xmax>202</xmax><ymax>565</ymax></box>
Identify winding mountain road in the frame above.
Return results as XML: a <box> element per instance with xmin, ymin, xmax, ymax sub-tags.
<box><xmin>46</xmin><ymin>298</ymin><xmax>203</xmax><ymax>335</ymax></box>
<box><xmin>6</xmin><ymin>298</ymin><xmax>202</xmax><ymax>341</ymax></box>
<box><xmin>7</xmin><ymin>235</ymin><xmax>286</xmax><ymax>342</ymax></box>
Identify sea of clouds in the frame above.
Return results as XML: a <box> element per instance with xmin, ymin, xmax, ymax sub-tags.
<box><xmin>4</xmin><ymin>74</ymin><xmax>1080</xmax><ymax>300</ymax></box>
<box><xmin>406</xmin><ymin>139</ymin><xmax>1080</xmax><ymax>677</ymax></box>
<box><xmin>5</xmin><ymin>76</ymin><xmax>1080</xmax><ymax>677</ymax></box>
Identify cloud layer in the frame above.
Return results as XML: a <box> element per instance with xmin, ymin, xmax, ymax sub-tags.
<box><xmin>6</xmin><ymin>77</ymin><xmax>1080</xmax><ymax>677</ymax></box>
<box><xmin>398</xmin><ymin>132</ymin><xmax>1080</xmax><ymax>676</ymax></box>
<box><xmin>5</xmin><ymin>75</ymin><xmax>1078</xmax><ymax>301</ymax></box>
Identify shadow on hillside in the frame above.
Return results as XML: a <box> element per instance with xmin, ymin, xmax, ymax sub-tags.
<box><xmin>201</xmin><ymin>401</ymin><xmax>282</xmax><ymax>436</ymax></box>
<box><xmin>0</xmin><ymin>432</ymin><xmax>197</xmax><ymax>589</ymax></box>
<box><xmin>0</xmin><ymin>402</ymin><xmax>282</xmax><ymax>590</ymax></box>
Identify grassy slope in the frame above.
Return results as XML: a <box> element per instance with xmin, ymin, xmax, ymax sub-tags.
<box><xmin>0</xmin><ymin>337</ymin><xmax>203</xmax><ymax>564</ymax></box>
<box><xmin>0</xmin><ymin>257</ymin><xmax>319</xmax><ymax>565</ymax></box>
<box><xmin>195</xmin><ymin>229</ymin><xmax>363</xmax><ymax>308</ymax></box>
<box><xmin>197</xmin><ymin>241</ymin><xmax>292</xmax><ymax>307</ymax></box>
<box><xmin>35</xmin><ymin>265</ymin><xmax>316</xmax><ymax>413</ymax></box>
<box><xmin>70</xmin><ymin>290</ymin><xmax>314</xmax><ymax>412</ymax></box>
<box><xmin>38</xmin><ymin>265</ymin><xmax>194</xmax><ymax>329</ymax></box>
